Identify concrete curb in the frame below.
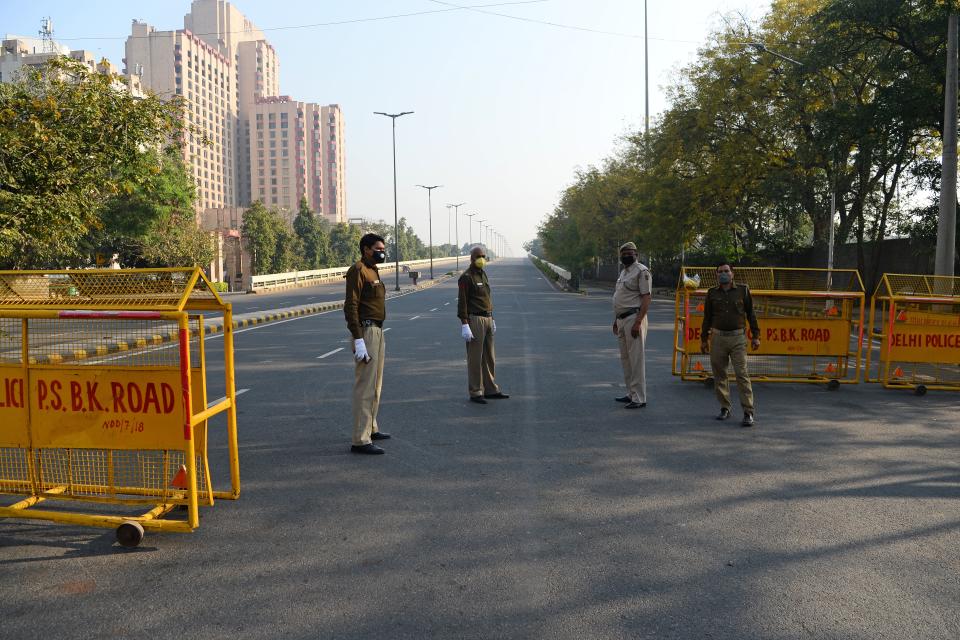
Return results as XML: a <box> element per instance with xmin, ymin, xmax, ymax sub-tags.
<box><xmin>30</xmin><ymin>274</ymin><xmax>455</xmax><ymax>365</ymax></box>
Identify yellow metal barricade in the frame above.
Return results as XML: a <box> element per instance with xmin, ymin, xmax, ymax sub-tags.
<box><xmin>673</xmin><ymin>267</ymin><xmax>866</xmax><ymax>387</ymax></box>
<box><xmin>0</xmin><ymin>268</ymin><xmax>240</xmax><ymax>546</ymax></box>
<box><xmin>865</xmin><ymin>273</ymin><xmax>960</xmax><ymax>394</ymax></box>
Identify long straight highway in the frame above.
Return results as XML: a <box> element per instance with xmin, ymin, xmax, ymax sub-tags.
<box><xmin>2</xmin><ymin>258</ymin><xmax>958</xmax><ymax>639</ymax></box>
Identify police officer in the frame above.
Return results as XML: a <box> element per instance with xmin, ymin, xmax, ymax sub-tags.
<box><xmin>459</xmin><ymin>245</ymin><xmax>509</xmax><ymax>404</ymax></box>
<box><xmin>344</xmin><ymin>233</ymin><xmax>391</xmax><ymax>454</ymax></box>
<box><xmin>700</xmin><ymin>261</ymin><xmax>761</xmax><ymax>427</ymax></box>
<box><xmin>612</xmin><ymin>242</ymin><xmax>651</xmax><ymax>409</ymax></box>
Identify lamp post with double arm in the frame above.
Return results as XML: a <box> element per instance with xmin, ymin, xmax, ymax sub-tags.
<box><xmin>465</xmin><ymin>213</ymin><xmax>477</xmax><ymax>247</ymax></box>
<box><xmin>447</xmin><ymin>203</ymin><xmax>465</xmax><ymax>269</ymax></box>
<box><xmin>416</xmin><ymin>184</ymin><xmax>442</xmax><ymax>279</ymax></box>
<box><xmin>374</xmin><ymin>110</ymin><xmax>414</xmax><ymax>291</ymax></box>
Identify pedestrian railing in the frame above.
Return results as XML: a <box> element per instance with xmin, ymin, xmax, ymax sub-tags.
<box><xmin>673</xmin><ymin>266</ymin><xmax>866</xmax><ymax>387</ymax></box>
<box><xmin>0</xmin><ymin>268</ymin><xmax>241</xmax><ymax>547</ymax></box>
<box><xmin>865</xmin><ymin>273</ymin><xmax>960</xmax><ymax>394</ymax></box>
<box><xmin>528</xmin><ymin>254</ymin><xmax>571</xmax><ymax>285</ymax></box>
<box><xmin>251</xmin><ymin>256</ymin><xmax>463</xmax><ymax>291</ymax></box>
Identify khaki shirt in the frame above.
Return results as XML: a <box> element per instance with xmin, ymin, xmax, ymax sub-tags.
<box><xmin>344</xmin><ymin>259</ymin><xmax>386</xmax><ymax>339</ymax></box>
<box><xmin>613</xmin><ymin>262</ymin><xmax>651</xmax><ymax>316</ymax></box>
<box><xmin>701</xmin><ymin>283</ymin><xmax>760</xmax><ymax>337</ymax></box>
<box><xmin>457</xmin><ymin>266</ymin><xmax>492</xmax><ymax>321</ymax></box>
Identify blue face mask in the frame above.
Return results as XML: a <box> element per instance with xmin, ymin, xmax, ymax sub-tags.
<box><xmin>717</xmin><ymin>272</ymin><xmax>732</xmax><ymax>284</ymax></box>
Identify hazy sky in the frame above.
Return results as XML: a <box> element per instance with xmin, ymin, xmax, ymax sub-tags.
<box><xmin>4</xmin><ymin>0</ymin><xmax>772</xmax><ymax>255</ymax></box>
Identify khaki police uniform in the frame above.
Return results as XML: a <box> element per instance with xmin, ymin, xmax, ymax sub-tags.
<box><xmin>344</xmin><ymin>259</ymin><xmax>386</xmax><ymax>446</ymax></box>
<box><xmin>613</xmin><ymin>260</ymin><xmax>652</xmax><ymax>404</ymax></box>
<box><xmin>458</xmin><ymin>265</ymin><xmax>501</xmax><ymax>398</ymax></box>
<box><xmin>701</xmin><ymin>283</ymin><xmax>759</xmax><ymax>412</ymax></box>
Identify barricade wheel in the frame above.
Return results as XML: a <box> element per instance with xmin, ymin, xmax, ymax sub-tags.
<box><xmin>703</xmin><ymin>377</ymin><xmax>714</xmax><ymax>389</ymax></box>
<box><xmin>827</xmin><ymin>380</ymin><xmax>840</xmax><ymax>391</ymax></box>
<box><xmin>116</xmin><ymin>521</ymin><xmax>145</xmax><ymax>548</ymax></box>
<box><xmin>915</xmin><ymin>385</ymin><xmax>927</xmax><ymax>397</ymax></box>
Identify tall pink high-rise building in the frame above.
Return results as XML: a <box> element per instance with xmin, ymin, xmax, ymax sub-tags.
<box><xmin>124</xmin><ymin>0</ymin><xmax>345</xmax><ymax>221</ymax></box>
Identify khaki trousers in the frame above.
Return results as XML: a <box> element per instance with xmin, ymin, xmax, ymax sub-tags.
<box><xmin>709</xmin><ymin>332</ymin><xmax>754</xmax><ymax>412</ymax></box>
<box><xmin>466</xmin><ymin>315</ymin><xmax>500</xmax><ymax>397</ymax></box>
<box><xmin>352</xmin><ymin>325</ymin><xmax>385</xmax><ymax>445</ymax></box>
<box><xmin>616</xmin><ymin>313</ymin><xmax>647</xmax><ymax>403</ymax></box>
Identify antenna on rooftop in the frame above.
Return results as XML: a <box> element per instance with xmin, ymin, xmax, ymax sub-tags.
<box><xmin>39</xmin><ymin>17</ymin><xmax>56</xmax><ymax>53</ymax></box>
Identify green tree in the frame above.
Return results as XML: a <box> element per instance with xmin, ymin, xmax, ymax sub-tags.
<box><xmin>87</xmin><ymin>145</ymin><xmax>200</xmax><ymax>266</ymax></box>
<box><xmin>329</xmin><ymin>222</ymin><xmax>362</xmax><ymax>266</ymax></box>
<box><xmin>522</xmin><ymin>238</ymin><xmax>543</xmax><ymax>256</ymax></box>
<box><xmin>535</xmin><ymin>0</ymin><xmax>949</xmax><ymax>286</ymax></box>
<box><xmin>0</xmin><ymin>56</ymin><xmax>182</xmax><ymax>267</ymax></box>
<box><xmin>293</xmin><ymin>197</ymin><xmax>330</xmax><ymax>269</ymax></box>
<box><xmin>242</xmin><ymin>201</ymin><xmax>278</xmax><ymax>275</ymax></box>
<box><xmin>140</xmin><ymin>211</ymin><xmax>215</xmax><ymax>268</ymax></box>
<box><xmin>272</xmin><ymin>221</ymin><xmax>302</xmax><ymax>273</ymax></box>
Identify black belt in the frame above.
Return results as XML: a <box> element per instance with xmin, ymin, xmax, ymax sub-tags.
<box><xmin>361</xmin><ymin>319</ymin><xmax>383</xmax><ymax>328</ymax></box>
<box><xmin>712</xmin><ymin>328</ymin><xmax>744</xmax><ymax>336</ymax></box>
<box><xmin>469</xmin><ymin>311</ymin><xmax>492</xmax><ymax>317</ymax></box>
<box><xmin>617</xmin><ymin>308</ymin><xmax>641</xmax><ymax>320</ymax></box>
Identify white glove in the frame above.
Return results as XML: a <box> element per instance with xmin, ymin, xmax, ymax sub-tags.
<box><xmin>461</xmin><ymin>324</ymin><xmax>474</xmax><ymax>342</ymax></box>
<box><xmin>353</xmin><ymin>338</ymin><xmax>370</xmax><ymax>362</ymax></box>
<box><xmin>491</xmin><ymin>319</ymin><xmax>496</xmax><ymax>335</ymax></box>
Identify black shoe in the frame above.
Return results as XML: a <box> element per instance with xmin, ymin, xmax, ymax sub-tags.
<box><xmin>351</xmin><ymin>444</ymin><xmax>385</xmax><ymax>455</ymax></box>
<box><xmin>470</xmin><ymin>396</ymin><xmax>488</xmax><ymax>404</ymax></box>
<box><xmin>371</xmin><ymin>432</ymin><xmax>391</xmax><ymax>441</ymax></box>
<box><xmin>717</xmin><ymin>408</ymin><xmax>731</xmax><ymax>421</ymax></box>
<box><xmin>484</xmin><ymin>392</ymin><xmax>510</xmax><ymax>399</ymax></box>
<box><xmin>741</xmin><ymin>412</ymin><xmax>755</xmax><ymax>427</ymax></box>
<box><xmin>625</xmin><ymin>401</ymin><xmax>646</xmax><ymax>409</ymax></box>
<box><xmin>615</xmin><ymin>395</ymin><xmax>631</xmax><ymax>403</ymax></box>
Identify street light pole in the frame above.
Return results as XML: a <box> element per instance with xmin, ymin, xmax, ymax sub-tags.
<box><xmin>374</xmin><ymin>110</ymin><xmax>414</xmax><ymax>291</ymax></box>
<box><xmin>644</xmin><ymin>0</ymin><xmax>649</xmax><ymax>142</ymax></box>
<box><xmin>476</xmin><ymin>220</ymin><xmax>486</xmax><ymax>250</ymax></box>
<box><xmin>465</xmin><ymin>213</ymin><xmax>477</xmax><ymax>246</ymax></box>
<box><xmin>416</xmin><ymin>184</ymin><xmax>442</xmax><ymax>279</ymax></box>
<box><xmin>937</xmin><ymin>13</ymin><xmax>958</xmax><ymax>277</ymax></box>
<box><xmin>446</xmin><ymin>202</ymin><xmax>465</xmax><ymax>269</ymax></box>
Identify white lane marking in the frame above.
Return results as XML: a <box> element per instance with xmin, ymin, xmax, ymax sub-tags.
<box><xmin>430</xmin><ymin>308</ymin><xmax>438</xmax><ymax>312</ymax></box>
<box><xmin>383</xmin><ymin>327</ymin><xmax>392</xmax><ymax>332</ymax></box>
<box><xmin>443</xmin><ymin>302</ymin><xmax>450</xmax><ymax>306</ymax></box>
<box><xmin>410</xmin><ymin>315</ymin><xmax>421</xmax><ymax>320</ymax></box>
<box><xmin>207</xmin><ymin>387</ymin><xmax>250</xmax><ymax>409</ymax></box>
<box><xmin>317</xmin><ymin>347</ymin><xmax>344</xmax><ymax>359</ymax></box>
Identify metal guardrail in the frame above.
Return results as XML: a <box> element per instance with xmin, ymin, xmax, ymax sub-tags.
<box><xmin>251</xmin><ymin>256</ymin><xmax>463</xmax><ymax>291</ymax></box>
<box><xmin>528</xmin><ymin>253</ymin><xmax>572</xmax><ymax>281</ymax></box>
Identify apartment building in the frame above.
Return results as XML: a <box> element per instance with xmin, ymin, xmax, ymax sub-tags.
<box><xmin>125</xmin><ymin>22</ymin><xmax>236</xmax><ymax>210</ymax></box>
<box><xmin>124</xmin><ymin>1</ymin><xmax>279</xmax><ymax>211</ymax></box>
<box><xmin>320</xmin><ymin>104</ymin><xmax>347</xmax><ymax>223</ymax></box>
<box><xmin>1</xmin><ymin>36</ymin><xmax>144</xmax><ymax>97</ymax></box>
<box><xmin>249</xmin><ymin>96</ymin><xmax>315</xmax><ymax>215</ymax></box>
<box><xmin>123</xmin><ymin>1</ymin><xmax>344</xmax><ymax>222</ymax></box>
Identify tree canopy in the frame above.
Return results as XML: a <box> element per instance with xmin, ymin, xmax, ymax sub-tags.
<box><xmin>535</xmin><ymin>0</ymin><xmax>958</xmax><ymax>283</ymax></box>
<box><xmin>0</xmin><ymin>56</ymin><xmax>186</xmax><ymax>268</ymax></box>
